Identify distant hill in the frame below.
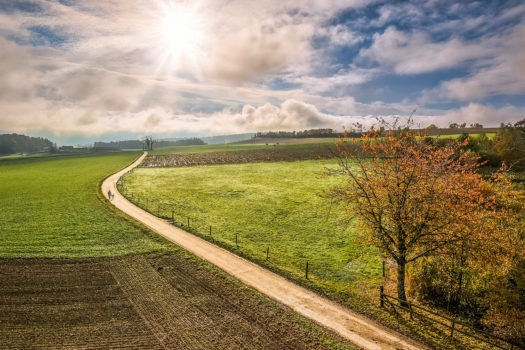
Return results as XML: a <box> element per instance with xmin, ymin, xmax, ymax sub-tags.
<box><xmin>0</xmin><ymin>134</ymin><xmax>54</xmax><ymax>155</ymax></box>
<box><xmin>200</xmin><ymin>133</ymin><xmax>254</xmax><ymax>144</ymax></box>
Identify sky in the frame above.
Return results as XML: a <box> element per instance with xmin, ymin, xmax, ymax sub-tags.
<box><xmin>0</xmin><ymin>0</ymin><xmax>524</xmax><ymax>144</ymax></box>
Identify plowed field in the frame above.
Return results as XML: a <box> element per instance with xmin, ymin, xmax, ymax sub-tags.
<box><xmin>141</xmin><ymin>144</ymin><xmax>339</xmax><ymax>167</ymax></box>
<box><xmin>0</xmin><ymin>252</ymin><xmax>353</xmax><ymax>349</ymax></box>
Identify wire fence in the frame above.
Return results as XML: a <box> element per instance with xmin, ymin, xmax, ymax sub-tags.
<box><xmin>380</xmin><ymin>287</ymin><xmax>519</xmax><ymax>350</ymax></box>
<box><xmin>116</xmin><ymin>178</ymin><xmax>314</xmax><ymax>280</ymax></box>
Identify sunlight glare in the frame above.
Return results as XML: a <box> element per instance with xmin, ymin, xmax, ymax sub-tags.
<box><xmin>158</xmin><ymin>4</ymin><xmax>204</xmax><ymax>70</ymax></box>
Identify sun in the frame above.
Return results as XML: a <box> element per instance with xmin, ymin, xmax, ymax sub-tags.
<box><xmin>158</xmin><ymin>4</ymin><xmax>204</xmax><ymax>68</ymax></box>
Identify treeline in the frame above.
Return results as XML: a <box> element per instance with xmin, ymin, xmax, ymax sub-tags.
<box><xmin>446</xmin><ymin>120</ymin><xmax>525</xmax><ymax>167</ymax></box>
<box><xmin>0</xmin><ymin>134</ymin><xmax>54</xmax><ymax>155</ymax></box>
<box><xmin>159</xmin><ymin>138</ymin><xmax>207</xmax><ymax>147</ymax></box>
<box><xmin>400</xmin><ymin>120</ymin><xmax>524</xmax><ymax>345</ymax></box>
<box><xmin>254</xmin><ymin>128</ymin><xmax>353</xmax><ymax>139</ymax></box>
<box><xmin>332</xmin><ymin>119</ymin><xmax>525</xmax><ymax>347</ymax></box>
<box><xmin>94</xmin><ymin>138</ymin><xmax>206</xmax><ymax>150</ymax></box>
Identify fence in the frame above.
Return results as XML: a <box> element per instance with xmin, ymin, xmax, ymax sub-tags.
<box><xmin>116</xmin><ymin>179</ymin><xmax>314</xmax><ymax>280</ymax></box>
<box><xmin>379</xmin><ymin>287</ymin><xmax>519</xmax><ymax>350</ymax></box>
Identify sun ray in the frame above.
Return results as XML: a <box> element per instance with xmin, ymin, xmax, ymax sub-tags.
<box><xmin>154</xmin><ymin>2</ymin><xmax>205</xmax><ymax>76</ymax></box>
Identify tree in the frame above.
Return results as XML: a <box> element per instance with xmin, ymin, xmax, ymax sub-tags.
<box><xmin>328</xmin><ymin>129</ymin><xmax>502</xmax><ymax>304</ymax></box>
<box><xmin>142</xmin><ymin>136</ymin><xmax>155</xmax><ymax>151</ymax></box>
<box><xmin>493</xmin><ymin>125</ymin><xmax>525</xmax><ymax>162</ymax></box>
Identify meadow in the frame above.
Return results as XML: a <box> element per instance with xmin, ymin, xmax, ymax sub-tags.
<box><xmin>121</xmin><ymin>158</ymin><xmax>384</xmax><ymax>310</ymax></box>
<box><xmin>0</xmin><ymin>152</ymin><xmax>172</xmax><ymax>258</ymax></box>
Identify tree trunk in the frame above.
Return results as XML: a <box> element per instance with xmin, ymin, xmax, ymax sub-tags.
<box><xmin>397</xmin><ymin>258</ymin><xmax>408</xmax><ymax>306</ymax></box>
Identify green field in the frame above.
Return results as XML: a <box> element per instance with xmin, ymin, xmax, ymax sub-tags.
<box><xmin>0</xmin><ymin>152</ymin><xmax>171</xmax><ymax>258</ymax></box>
<box><xmin>121</xmin><ymin>159</ymin><xmax>383</xmax><ymax>309</ymax></box>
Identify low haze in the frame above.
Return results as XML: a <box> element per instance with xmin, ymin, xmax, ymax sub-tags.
<box><xmin>1</xmin><ymin>0</ymin><xmax>524</xmax><ymax>144</ymax></box>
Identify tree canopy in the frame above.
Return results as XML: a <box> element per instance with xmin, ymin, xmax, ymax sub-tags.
<box><xmin>329</xmin><ymin>129</ymin><xmax>506</xmax><ymax>303</ymax></box>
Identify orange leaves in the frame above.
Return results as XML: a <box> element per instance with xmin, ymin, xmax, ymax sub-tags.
<box><xmin>329</xmin><ymin>129</ymin><xmax>513</xmax><ymax>302</ymax></box>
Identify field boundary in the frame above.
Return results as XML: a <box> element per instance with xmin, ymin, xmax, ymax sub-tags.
<box><xmin>380</xmin><ymin>289</ymin><xmax>518</xmax><ymax>350</ymax></box>
<box><xmin>102</xmin><ymin>152</ymin><xmax>427</xmax><ymax>350</ymax></box>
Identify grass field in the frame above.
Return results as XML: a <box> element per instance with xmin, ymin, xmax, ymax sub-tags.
<box><xmin>121</xmin><ymin>159</ymin><xmax>383</xmax><ymax>310</ymax></box>
<box><xmin>0</xmin><ymin>152</ymin><xmax>171</xmax><ymax>258</ymax></box>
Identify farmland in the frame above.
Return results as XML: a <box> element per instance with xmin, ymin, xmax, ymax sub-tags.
<box><xmin>0</xmin><ymin>252</ymin><xmax>353</xmax><ymax>349</ymax></box>
<box><xmin>0</xmin><ymin>152</ymin><xmax>169</xmax><ymax>258</ymax></box>
<box><xmin>121</xmin><ymin>155</ymin><xmax>384</xmax><ymax>312</ymax></box>
<box><xmin>0</xmin><ymin>153</ymin><xmax>354</xmax><ymax>349</ymax></box>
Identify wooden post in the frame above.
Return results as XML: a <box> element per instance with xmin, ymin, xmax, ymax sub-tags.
<box><xmin>187</xmin><ymin>217</ymin><xmax>190</xmax><ymax>228</ymax></box>
<box><xmin>450</xmin><ymin>318</ymin><xmax>456</xmax><ymax>338</ymax></box>
<box><xmin>171</xmin><ymin>210</ymin><xmax>174</xmax><ymax>223</ymax></box>
<box><xmin>380</xmin><ymin>285</ymin><xmax>384</xmax><ymax>307</ymax></box>
<box><xmin>266</xmin><ymin>247</ymin><xmax>269</xmax><ymax>260</ymax></box>
<box><xmin>209</xmin><ymin>225</ymin><xmax>212</xmax><ymax>237</ymax></box>
<box><xmin>305</xmin><ymin>261</ymin><xmax>309</xmax><ymax>279</ymax></box>
<box><xmin>382</xmin><ymin>260</ymin><xmax>386</xmax><ymax>277</ymax></box>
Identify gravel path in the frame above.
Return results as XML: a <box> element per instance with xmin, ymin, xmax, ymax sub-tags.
<box><xmin>102</xmin><ymin>152</ymin><xmax>427</xmax><ymax>350</ymax></box>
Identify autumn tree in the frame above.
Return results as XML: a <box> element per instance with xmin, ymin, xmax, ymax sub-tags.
<box><xmin>329</xmin><ymin>129</ymin><xmax>502</xmax><ymax>304</ymax></box>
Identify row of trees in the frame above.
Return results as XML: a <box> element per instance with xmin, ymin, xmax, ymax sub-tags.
<box><xmin>329</xmin><ymin>120</ymin><xmax>524</xmax><ymax>345</ymax></box>
<box><xmin>94</xmin><ymin>137</ymin><xmax>206</xmax><ymax>151</ymax></box>
<box><xmin>255</xmin><ymin>128</ymin><xmax>346</xmax><ymax>138</ymax></box>
<box><xmin>0</xmin><ymin>134</ymin><xmax>54</xmax><ymax>155</ymax></box>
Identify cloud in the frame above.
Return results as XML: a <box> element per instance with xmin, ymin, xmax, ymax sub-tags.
<box><xmin>359</xmin><ymin>26</ymin><xmax>488</xmax><ymax>74</ymax></box>
<box><xmin>0</xmin><ymin>0</ymin><xmax>524</xmax><ymax>142</ymax></box>
<box><xmin>423</xmin><ymin>23</ymin><xmax>525</xmax><ymax>101</ymax></box>
<box><xmin>205</xmin><ymin>19</ymin><xmax>314</xmax><ymax>83</ymax></box>
<box><xmin>235</xmin><ymin>99</ymin><xmax>341</xmax><ymax>131</ymax></box>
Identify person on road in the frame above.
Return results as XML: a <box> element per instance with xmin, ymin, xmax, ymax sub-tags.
<box><xmin>108</xmin><ymin>190</ymin><xmax>112</xmax><ymax>200</ymax></box>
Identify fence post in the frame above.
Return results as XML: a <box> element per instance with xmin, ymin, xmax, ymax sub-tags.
<box><xmin>171</xmin><ymin>210</ymin><xmax>174</xmax><ymax>223</ymax></box>
<box><xmin>382</xmin><ymin>260</ymin><xmax>386</xmax><ymax>277</ymax></box>
<box><xmin>380</xmin><ymin>285</ymin><xmax>384</xmax><ymax>307</ymax></box>
<box><xmin>450</xmin><ymin>318</ymin><xmax>456</xmax><ymax>338</ymax></box>
<box><xmin>209</xmin><ymin>225</ymin><xmax>212</xmax><ymax>237</ymax></box>
<box><xmin>305</xmin><ymin>261</ymin><xmax>309</xmax><ymax>279</ymax></box>
<box><xmin>187</xmin><ymin>217</ymin><xmax>190</xmax><ymax>228</ymax></box>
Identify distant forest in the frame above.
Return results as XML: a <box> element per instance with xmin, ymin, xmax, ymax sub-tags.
<box><xmin>94</xmin><ymin>137</ymin><xmax>206</xmax><ymax>150</ymax></box>
<box><xmin>254</xmin><ymin>128</ymin><xmax>350</xmax><ymax>138</ymax></box>
<box><xmin>0</xmin><ymin>134</ymin><xmax>54</xmax><ymax>155</ymax></box>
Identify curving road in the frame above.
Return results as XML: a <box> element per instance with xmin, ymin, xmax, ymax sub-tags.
<box><xmin>102</xmin><ymin>152</ymin><xmax>426</xmax><ymax>350</ymax></box>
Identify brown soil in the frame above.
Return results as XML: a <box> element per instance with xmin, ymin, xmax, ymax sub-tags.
<box><xmin>0</xmin><ymin>254</ymin><xmax>352</xmax><ymax>349</ymax></box>
<box><xmin>140</xmin><ymin>145</ymin><xmax>339</xmax><ymax>168</ymax></box>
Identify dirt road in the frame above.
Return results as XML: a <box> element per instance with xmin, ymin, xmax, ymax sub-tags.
<box><xmin>102</xmin><ymin>153</ymin><xmax>427</xmax><ymax>350</ymax></box>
